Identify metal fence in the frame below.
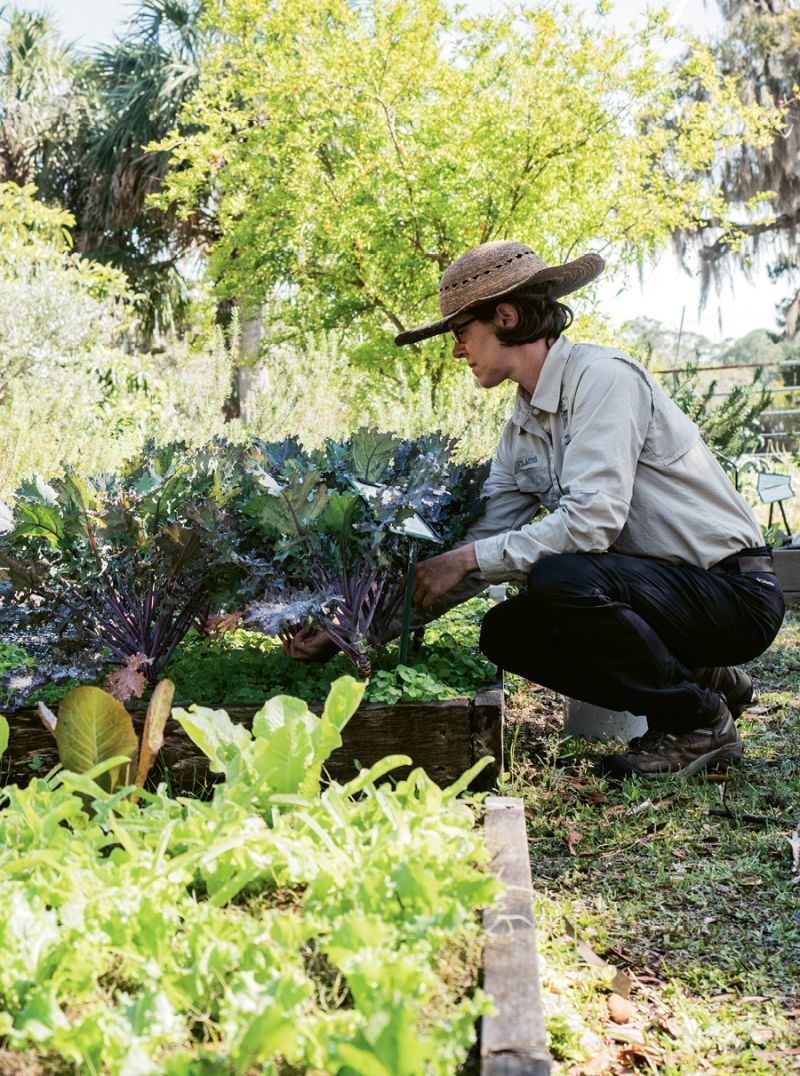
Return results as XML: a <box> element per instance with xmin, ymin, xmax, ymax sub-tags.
<box><xmin>654</xmin><ymin>359</ymin><xmax>800</xmax><ymax>454</ymax></box>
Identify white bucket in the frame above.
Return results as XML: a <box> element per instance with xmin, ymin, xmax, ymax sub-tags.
<box><xmin>562</xmin><ymin>697</ymin><xmax>647</xmax><ymax>743</ymax></box>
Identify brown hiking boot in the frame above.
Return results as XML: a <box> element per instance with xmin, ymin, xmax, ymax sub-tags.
<box><xmin>693</xmin><ymin>665</ymin><xmax>753</xmax><ymax>718</ymax></box>
<box><xmin>606</xmin><ymin>700</ymin><xmax>743</xmax><ymax>779</ymax></box>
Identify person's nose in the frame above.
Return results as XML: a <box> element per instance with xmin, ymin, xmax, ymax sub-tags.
<box><xmin>452</xmin><ymin>339</ymin><xmax>465</xmax><ymax>358</ymax></box>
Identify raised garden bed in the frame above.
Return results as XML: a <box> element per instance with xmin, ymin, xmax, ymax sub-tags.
<box><xmin>4</xmin><ymin>682</ymin><xmax>504</xmax><ymax>792</ymax></box>
<box><xmin>774</xmin><ymin>545</ymin><xmax>800</xmax><ymax>608</ymax></box>
<box><xmin>3</xmin><ymin>598</ymin><xmax>504</xmax><ymax>790</ymax></box>
<box><xmin>480</xmin><ymin>796</ymin><xmax>551</xmax><ymax>1075</ymax></box>
<box><xmin>0</xmin><ymin>677</ymin><xmax>539</xmax><ymax>1074</ymax></box>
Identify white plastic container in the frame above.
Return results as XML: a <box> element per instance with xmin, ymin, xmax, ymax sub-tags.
<box><xmin>562</xmin><ymin>697</ymin><xmax>647</xmax><ymax>742</ymax></box>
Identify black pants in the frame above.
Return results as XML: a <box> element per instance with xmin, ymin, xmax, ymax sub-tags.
<box><xmin>479</xmin><ymin>551</ymin><xmax>785</xmax><ymax>733</ymax></box>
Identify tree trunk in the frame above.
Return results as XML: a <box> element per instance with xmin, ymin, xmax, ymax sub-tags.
<box><xmin>220</xmin><ymin>299</ymin><xmax>269</xmax><ymax>423</ymax></box>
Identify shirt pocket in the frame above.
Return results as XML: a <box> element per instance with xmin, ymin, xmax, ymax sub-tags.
<box><xmin>514</xmin><ymin>455</ymin><xmax>553</xmax><ymax>496</ymax></box>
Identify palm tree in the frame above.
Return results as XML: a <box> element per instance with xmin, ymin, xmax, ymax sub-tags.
<box><xmin>70</xmin><ymin>0</ymin><xmax>213</xmax><ymax>341</ymax></box>
<box><xmin>0</xmin><ymin>8</ymin><xmax>88</xmax><ymax>190</ymax></box>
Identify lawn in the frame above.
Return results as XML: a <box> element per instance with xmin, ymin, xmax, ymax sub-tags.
<box><xmin>506</xmin><ymin>611</ymin><xmax>800</xmax><ymax>1074</ymax></box>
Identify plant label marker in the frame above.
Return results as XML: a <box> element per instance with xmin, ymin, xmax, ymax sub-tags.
<box><xmin>351</xmin><ymin>479</ymin><xmax>443</xmax><ymax>665</ymax></box>
<box><xmin>756</xmin><ymin>470</ymin><xmax>794</xmax><ymax>534</ymax></box>
<box><xmin>392</xmin><ymin>514</ymin><xmax>442</xmax><ymax>667</ymax></box>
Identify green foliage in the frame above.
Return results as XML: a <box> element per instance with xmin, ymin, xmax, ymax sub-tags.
<box><xmin>54</xmin><ymin>686</ymin><xmax>139</xmax><ymax>793</ymax></box>
<box><xmin>660</xmin><ymin>361</ymin><xmax>769</xmax><ymax>459</ymax></box>
<box><xmin>0</xmin><ymin>642</ymin><xmax>35</xmax><ymax>676</ymax></box>
<box><xmin>0</xmin><ymin>440</ymin><xmax>244</xmax><ymax>690</ymax></box>
<box><xmin>176</xmin><ymin>674</ymin><xmax>366</xmax><ymax>803</ymax></box>
<box><xmin>0</xmin><ymin>676</ymin><xmax>498</xmax><ymax>1072</ymax></box>
<box><xmin>0</xmin><ymin>10</ymin><xmax>90</xmax><ymax>194</ymax></box>
<box><xmin>158</xmin><ymin>0</ymin><xmax>775</xmax><ymax>376</ymax></box>
<box><xmin>74</xmin><ymin>0</ymin><xmax>212</xmax><ymax>341</ymax></box>
<box><xmin>0</xmin><ymin>182</ymin><xmax>130</xmax><ymax>401</ymax></box>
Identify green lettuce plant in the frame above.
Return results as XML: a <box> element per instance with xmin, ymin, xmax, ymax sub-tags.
<box><xmin>36</xmin><ymin>679</ymin><xmax>174</xmax><ymax>793</ymax></box>
<box><xmin>0</xmin><ymin>676</ymin><xmax>499</xmax><ymax>1072</ymax></box>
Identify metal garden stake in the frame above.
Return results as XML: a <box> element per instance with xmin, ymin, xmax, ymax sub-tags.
<box><xmin>394</xmin><ymin>511</ymin><xmax>443</xmax><ymax>667</ymax></box>
<box><xmin>350</xmin><ymin>479</ymin><xmax>442</xmax><ymax>666</ymax></box>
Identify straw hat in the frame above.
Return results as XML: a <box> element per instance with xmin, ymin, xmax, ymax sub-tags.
<box><xmin>394</xmin><ymin>240</ymin><xmax>605</xmax><ymax>346</ymax></box>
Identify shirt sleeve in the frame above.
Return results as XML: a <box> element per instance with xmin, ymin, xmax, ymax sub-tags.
<box><xmin>378</xmin><ymin>424</ymin><xmax>540</xmax><ymax>640</ymax></box>
<box><xmin>473</xmin><ymin>357</ymin><xmax>654</xmax><ymax>583</ymax></box>
<box><xmin>460</xmin><ymin>424</ymin><xmax>542</xmax><ymax>547</ymax></box>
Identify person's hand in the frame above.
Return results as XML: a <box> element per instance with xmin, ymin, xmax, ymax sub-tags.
<box><xmin>282</xmin><ymin>626</ymin><xmax>340</xmax><ymax>663</ymax></box>
<box><xmin>412</xmin><ymin>545</ymin><xmax>478</xmax><ymax>611</ymax></box>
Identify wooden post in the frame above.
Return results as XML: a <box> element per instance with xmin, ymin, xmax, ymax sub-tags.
<box><xmin>481</xmin><ymin>796</ymin><xmax>551</xmax><ymax>1075</ymax></box>
<box><xmin>471</xmin><ymin>684</ymin><xmax>504</xmax><ymax>791</ymax></box>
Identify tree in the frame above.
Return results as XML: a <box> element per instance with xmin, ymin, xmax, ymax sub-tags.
<box><xmin>0</xmin><ymin>2</ymin><xmax>213</xmax><ymax>344</ymax></box>
<box><xmin>0</xmin><ymin>9</ymin><xmax>88</xmax><ymax>191</ymax></box>
<box><xmin>73</xmin><ymin>0</ymin><xmax>212</xmax><ymax>341</ymax></box>
<box><xmin>674</xmin><ymin>1</ymin><xmax>800</xmax><ymax>332</ymax></box>
<box><xmin>157</xmin><ymin>0</ymin><xmax>775</xmax><ymax>382</ymax></box>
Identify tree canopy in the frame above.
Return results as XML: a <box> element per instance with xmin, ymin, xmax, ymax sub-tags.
<box><xmin>157</xmin><ymin>0</ymin><xmax>776</xmax><ymax>373</ymax></box>
<box><xmin>674</xmin><ymin>0</ymin><xmax>800</xmax><ymax>332</ymax></box>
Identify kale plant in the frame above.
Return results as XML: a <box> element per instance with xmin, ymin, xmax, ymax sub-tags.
<box><xmin>236</xmin><ymin>429</ymin><xmax>490</xmax><ymax>676</ymax></box>
<box><xmin>0</xmin><ymin>441</ymin><xmax>244</xmax><ymax>699</ymax></box>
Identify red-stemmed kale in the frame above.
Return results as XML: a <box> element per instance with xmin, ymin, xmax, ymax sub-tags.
<box><xmin>0</xmin><ymin>440</ymin><xmax>244</xmax><ymax>699</ymax></box>
<box><xmin>235</xmin><ymin>429</ymin><xmax>490</xmax><ymax>676</ymax></box>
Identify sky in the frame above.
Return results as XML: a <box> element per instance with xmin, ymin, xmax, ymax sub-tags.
<box><xmin>9</xmin><ymin>0</ymin><xmax>786</xmax><ymax>342</ymax></box>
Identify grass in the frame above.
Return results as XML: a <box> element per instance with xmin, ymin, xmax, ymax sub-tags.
<box><xmin>504</xmin><ymin>610</ymin><xmax>800</xmax><ymax>1074</ymax></box>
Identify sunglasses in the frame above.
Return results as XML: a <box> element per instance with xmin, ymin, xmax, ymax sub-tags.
<box><xmin>450</xmin><ymin>317</ymin><xmax>477</xmax><ymax>343</ymax></box>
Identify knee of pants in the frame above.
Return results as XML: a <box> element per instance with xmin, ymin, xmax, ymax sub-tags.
<box><xmin>479</xmin><ymin>597</ymin><xmax>554</xmax><ymax>662</ymax></box>
<box><xmin>479</xmin><ymin>600</ymin><xmax>523</xmax><ymax>666</ymax></box>
<box><xmin>526</xmin><ymin>553</ymin><xmax>606</xmax><ymax>611</ymax></box>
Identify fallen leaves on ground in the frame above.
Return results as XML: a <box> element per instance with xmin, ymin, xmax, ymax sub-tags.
<box><xmin>607</xmin><ymin>994</ymin><xmax>635</xmax><ymax>1024</ymax></box>
<box><xmin>567</xmin><ymin>828</ymin><xmax>584</xmax><ymax>855</ymax></box>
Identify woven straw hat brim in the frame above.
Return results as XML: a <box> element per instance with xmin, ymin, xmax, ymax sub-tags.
<box><xmin>394</xmin><ymin>251</ymin><xmax>605</xmax><ymax>346</ymax></box>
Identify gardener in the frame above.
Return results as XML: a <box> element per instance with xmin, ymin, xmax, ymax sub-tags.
<box><xmin>385</xmin><ymin>239</ymin><xmax>785</xmax><ymax>778</ymax></box>
<box><xmin>287</xmin><ymin>241</ymin><xmax>784</xmax><ymax>777</ymax></box>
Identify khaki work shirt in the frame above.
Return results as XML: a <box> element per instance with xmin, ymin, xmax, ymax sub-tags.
<box><xmin>465</xmin><ymin>334</ymin><xmax>763</xmax><ymax>585</ymax></box>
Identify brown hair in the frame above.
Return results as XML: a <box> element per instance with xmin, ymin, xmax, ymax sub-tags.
<box><xmin>470</xmin><ymin>288</ymin><xmax>573</xmax><ymax>346</ymax></box>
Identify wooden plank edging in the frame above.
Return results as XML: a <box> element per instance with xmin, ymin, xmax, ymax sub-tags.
<box><xmin>3</xmin><ymin>684</ymin><xmax>504</xmax><ymax>791</ymax></box>
<box><xmin>481</xmin><ymin>796</ymin><xmax>551</xmax><ymax>1075</ymax></box>
<box><xmin>773</xmin><ymin>547</ymin><xmax>800</xmax><ymax>608</ymax></box>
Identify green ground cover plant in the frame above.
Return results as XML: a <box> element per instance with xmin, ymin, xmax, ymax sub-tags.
<box><xmin>505</xmin><ymin>611</ymin><xmax>800</xmax><ymax>1074</ymax></box>
<box><xmin>165</xmin><ymin>596</ymin><xmax>497</xmax><ymax>707</ymax></box>
<box><xmin>21</xmin><ymin>598</ymin><xmax>497</xmax><ymax>711</ymax></box>
<box><xmin>0</xmin><ymin>676</ymin><xmax>498</xmax><ymax>1074</ymax></box>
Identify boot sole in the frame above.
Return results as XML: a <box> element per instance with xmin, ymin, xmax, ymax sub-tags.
<box><xmin>607</xmin><ymin>742</ymin><xmax>744</xmax><ymax>780</ymax></box>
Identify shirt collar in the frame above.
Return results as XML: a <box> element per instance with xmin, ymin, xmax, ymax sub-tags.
<box><xmin>511</xmin><ymin>333</ymin><xmax>573</xmax><ymax>425</ymax></box>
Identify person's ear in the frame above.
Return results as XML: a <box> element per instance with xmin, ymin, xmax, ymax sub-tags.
<box><xmin>494</xmin><ymin>302</ymin><xmax>519</xmax><ymax>329</ymax></box>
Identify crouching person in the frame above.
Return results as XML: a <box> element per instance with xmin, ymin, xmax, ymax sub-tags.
<box><xmin>394</xmin><ymin>241</ymin><xmax>784</xmax><ymax>778</ymax></box>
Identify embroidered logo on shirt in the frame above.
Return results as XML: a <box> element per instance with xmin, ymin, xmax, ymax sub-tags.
<box><xmin>514</xmin><ymin>455</ymin><xmax>539</xmax><ymax>473</ymax></box>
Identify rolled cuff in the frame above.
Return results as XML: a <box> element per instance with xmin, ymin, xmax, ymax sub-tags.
<box><xmin>474</xmin><ymin>534</ymin><xmax>524</xmax><ymax>584</ymax></box>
